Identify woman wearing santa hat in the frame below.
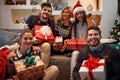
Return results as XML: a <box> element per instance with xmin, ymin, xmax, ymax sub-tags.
<box><xmin>71</xmin><ymin>2</ymin><xmax>87</xmax><ymax>39</ymax></box>
<box><xmin>70</xmin><ymin>0</ymin><xmax>88</xmax><ymax>80</ymax></box>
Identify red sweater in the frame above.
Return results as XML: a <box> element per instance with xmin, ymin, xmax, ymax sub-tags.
<box><xmin>0</xmin><ymin>48</ymin><xmax>9</xmax><ymax>80</ymax></box>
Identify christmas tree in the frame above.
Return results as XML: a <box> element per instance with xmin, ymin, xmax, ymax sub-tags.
<box><xmin>110</xmin><ymin>15</ymin><xmax>120</xmax><ymax>43</ymax></box>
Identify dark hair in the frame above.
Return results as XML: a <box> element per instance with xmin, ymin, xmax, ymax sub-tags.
<box><xmin>20</xmin><ymin>29</ymin><xmax>33</xmax><ymax>39</ymax></box>
<box><xmin>87</xmin><ymin>27</ymin><xmax>101</xmax><ymax>36</ymax></box>
<box><xmin>74</xmin><ymin>11</ymin><xmax>87</xmax><ymax>26</ymax></box>
<box><xmin>41</xmin><ymin>2</ymin><xmax>52</xmax><ymax>10</ymax></box>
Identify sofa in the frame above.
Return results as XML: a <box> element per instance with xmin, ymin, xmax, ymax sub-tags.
<box><xmin>49</xmin><ymin>55</ymin><xmax>71</xmax><ymax>80</ymax></box>
<box><xmin>0</xmin><ymin>29</ymin><xmax>21</xmax><ymax>47</ymax></box>
<box><xmin>0</xmin><ymin>29</ymin><xmax>71</xmax><ymax>80</ymax></box>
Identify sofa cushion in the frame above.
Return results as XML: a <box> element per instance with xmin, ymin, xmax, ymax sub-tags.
<box><xmin>49</xmin><ymin>55</ymin><xmax>71</xmax><ymax>80</ymax></box>
<box><xmin>0</xmin><ymin>30</ymin><xmax>20</xmax><ymax>47</ymax></box>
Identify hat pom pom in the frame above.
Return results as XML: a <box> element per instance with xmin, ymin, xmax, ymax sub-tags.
<box><xmin>69</xmin><ymin>12</ymin><xmax>75</xmax><ymax>23</ymax></box>
<box><xmin>70</xmin><ymin>18</ymin><xmax>75</xmax><ymax>23</ymax></box>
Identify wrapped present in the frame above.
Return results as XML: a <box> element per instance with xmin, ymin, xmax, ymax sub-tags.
<box><xmin>14</xmin><ymin>56</ymin><xmax>46</xmax><ymax>80</ymax></box>
<box><xmin>54</xmin><ymin>36</ymin><xmax>63</xmax><ymax>50</ymax></box>
<box><xmin>79</xmin><ymin>57</ymin><xmax>106</xmax><ymax>80</ymax></box>
<box><xmin>34</xmin><ymin>25</ymin><xmax>55</xmax><ymax>43</ymax></box>
<box><xmin>65</xmin><ymin>39</ymin><xmax>87</xmax><ymax>50</ymax></box>
<box><xmin>55</xmin><ymin>36</ymin><xmax>63</xmax><ymax>43</ymax></box>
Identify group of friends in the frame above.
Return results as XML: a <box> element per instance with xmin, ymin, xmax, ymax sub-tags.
<box><xmin>3</xmin><ymin>1</ymin><xmax>120</xmax><ymax>80</ymax></box>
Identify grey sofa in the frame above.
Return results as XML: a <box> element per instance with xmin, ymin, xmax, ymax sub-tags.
<box><xmin>49</xmin><ymin>55</ymin><xmax>71</xmax><ymax>80</ymax></box>
<box><xmin>0</xmin><ymin>29</ymin><xmax>20</xmax><ymax>47</ymax></box>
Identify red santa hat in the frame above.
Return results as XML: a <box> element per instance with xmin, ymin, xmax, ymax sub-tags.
<box><xmin>70</xmin><ymin>0</ymin><xmax>86</xmax><ymax>22</ymax></box>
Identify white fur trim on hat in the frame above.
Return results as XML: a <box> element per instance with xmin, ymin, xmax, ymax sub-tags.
<box><xmin>73</xmin><ymin>7</ymin><xmax>86</xmax><ymax>17</ymax></box>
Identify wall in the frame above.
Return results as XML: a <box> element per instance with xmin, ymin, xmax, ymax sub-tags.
<box><xmin>100</xmin><ymin>0</ymin><xmax>118</xmax><ymax>38</ymax></box>
<box><xmin>0</xmin><ymin>0</ymin><xmax>118</xmax><ymax>38</ymax></box>
<box><xmin>118</xmin><ymin>0</ymin><xmax>120</xmax><ymax>14</ymax></box>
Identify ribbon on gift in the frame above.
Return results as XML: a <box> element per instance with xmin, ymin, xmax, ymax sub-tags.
<box><xmin>82</xmin><ymin>57</ymin><xmax>104</xmax><ymax>80</ymax></box>
<box><xmin>24</xmin><ymin>56</ymin><xmax>36</xmax><ymax>67</ymax></box>
<box><xmin>40</xmin><ymin>26</ymin><xmax>52</xmax><ymax>40</ymax></box>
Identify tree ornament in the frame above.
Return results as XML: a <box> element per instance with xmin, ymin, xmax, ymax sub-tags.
<box><xmin>87</xmin><ymin>4</ymin><xmax>93</xmax><ymax>11</ymax></box>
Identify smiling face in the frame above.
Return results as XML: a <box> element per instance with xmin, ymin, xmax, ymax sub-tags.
<box><xmin>41</xmin><ymin>6</ymin><xmax>52</xmax><ymax>19</ymax></box>
<box><xmin>62</xmin><ymin>8</ymin><xmax>70</xmax><ymax>20</ymax></box>
<box><xmin>87</xmin><ymin>28</ymin><xmax>102</xmax><ymax>47</ymax></box>
<box><xmin>75</xmin><ymin>11</ymin><xmax>84</xmax><ymax>22</ymax></box>
<box><xmin>19</xmin><ymin>31</ymin><xmax>33</xmax><ymax>51</ymax></box>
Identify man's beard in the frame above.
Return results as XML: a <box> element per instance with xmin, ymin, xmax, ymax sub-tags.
<box><xmin>88</xmin><ymin>39</ymin><xmax>100</xmax><ymax>47</ymax></box>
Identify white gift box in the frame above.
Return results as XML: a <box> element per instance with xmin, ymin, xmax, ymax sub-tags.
<box><xmin>55</xmin><ymin>36</ymin><xmax>63</xmax><ymax>43</ymax></box>
<box><xmin>79</xmin><ymin>59</ymin><xmax>106</xmax><ymax>80</ymax></box>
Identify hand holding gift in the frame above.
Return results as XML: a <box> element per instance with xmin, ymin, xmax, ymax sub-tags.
<box><xmin>79</xmin><ymin>57</ymin><xmax>106</xmax><ymax>80</ymax></box>
<box><xmin>53</xmin><ymin>36</ymin><xmax>63</xmax><ymax>51</ymax></box>
<box><xmin>33</xmin><ymin>36</ymin><xmax>44</xmax><ymax>44</ymax></box>
<box><xmin>34</xmin><ymin>25</ymin><xmax>55</xmax><ymax>45</ymax></box>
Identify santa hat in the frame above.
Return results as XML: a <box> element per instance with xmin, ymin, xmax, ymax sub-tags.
<box><xmin>70</xmin><ymin>0</ymin><xmax>86</xmax><ymax>22</ymax></box>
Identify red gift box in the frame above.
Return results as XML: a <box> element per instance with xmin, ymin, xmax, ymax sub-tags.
<box><xmin>14</xmin><ymin>56</ymin><xmax>46</xmax><ymax>80</ymax></box>
<box><xmin>34</xmin><ymin>25</ymin><xmax>55</xmax><ymax>42</ymax></box>
<box><xmin>65</xmin><ymin>39</ymin><xmax>87</xmax><ymax>50</ymax></box>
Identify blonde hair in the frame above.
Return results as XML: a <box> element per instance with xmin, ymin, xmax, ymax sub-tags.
<box><xmin>60</xmin><ymin>6</ymin><xmax>72</xmax><ymax>30</ymax></box>
<box><xmin>61</xmin><ymin>6</ymin><xmax>71</xmax><ymax>21</ymax></box>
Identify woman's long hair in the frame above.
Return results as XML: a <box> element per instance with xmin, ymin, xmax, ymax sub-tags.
<box><xmin>59</xmin><ymin>6</ymin><xmax>72</xmax><ymax>30</ymax></box>
<box><xmin>73</xmin><ymin>11</ymin><xmax>87</xmax><ymax>26</ymax></box>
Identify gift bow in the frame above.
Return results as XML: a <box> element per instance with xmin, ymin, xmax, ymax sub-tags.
<box><xmin>82</xmin><ymin>57</ymin><xmax>104</xmax><ymax>80</ymax></box>
<box><xmin>40</xmin><ymin>26</ymin><xmax>52</xmax><ymax>40</ymax></box>
<box><xmin>24</xmin><ymin>56</ymin><xmax>36</xmax><ymax>67</ymax></box>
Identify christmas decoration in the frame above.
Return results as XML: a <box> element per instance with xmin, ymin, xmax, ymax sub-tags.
<box><xmin>86</xmin><ymin>13</ymin><xmax>101</xmax><ymax>27</ymax></box>
<box><xmin>110</xmin><ymin>15</ymin><xmax>120</xmax><ymax>43</ymax></box>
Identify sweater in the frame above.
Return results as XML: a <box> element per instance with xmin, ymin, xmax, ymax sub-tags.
<box><xmin>73</xmin><ymin>44</ymin><xmax>120</xmax><ymax>80</ymax></box>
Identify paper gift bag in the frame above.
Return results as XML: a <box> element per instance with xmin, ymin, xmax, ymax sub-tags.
<box><xmin>79</xmin><ymin>57</ymin><xmax>106</xmax><ymax>80</ymax></box>
<box><xmin>14</xmin><ymin>56</ymin><xmax>46</xmax><ymax>80</ymax></box>
<box><xmin>65</xmin><ymin>39</ymin><xmax>87</xmax><ymax>50</ymax></box>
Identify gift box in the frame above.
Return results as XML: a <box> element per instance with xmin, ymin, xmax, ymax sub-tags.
<box><xmin>34</xmin><ymin>25</ymin><xmax>55</xmax><ymax>43</ymax></box>
<box><xmin>54</xmin><ymin>36</ymin><xmax>63</xmax><ymax>50</ymax></box>
<box><xmin>14</xmin><ymin>56</ymin><xmax>46</xmax><ymax>80</ymax></box>
<box><xmin>79</xmin><ymin>57</ymin><xmax>106</xmax><ymax>80</ymax></box>
<box><xmin>55</xmin><ymin>36</ymin><xmax>63</xmax><ymax>43</ymax></box>
<box><xmin>65</xmin><ymin>39</ymin><xmax>87</xmax><ymax>50</ymax></box>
